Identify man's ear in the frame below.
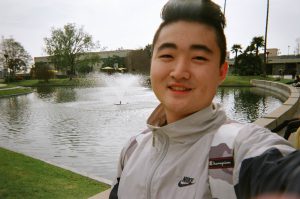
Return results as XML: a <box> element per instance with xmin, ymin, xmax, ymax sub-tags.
<box><xmin>219</xmin><ymin>62</ymin><xmax>228</xmax><ymax>83</ymax></box>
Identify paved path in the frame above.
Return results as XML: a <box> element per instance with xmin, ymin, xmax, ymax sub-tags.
<box><xmin>0</xmin><ymin>83</ymin><xmax>7</xmax><ymax>88</ymax></box>
<box><xmin>0</xmin><ymin>86</ymin><xmax>22</xmax><ymax>90</ymax></box>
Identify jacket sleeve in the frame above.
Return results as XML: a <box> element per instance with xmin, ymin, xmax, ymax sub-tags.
<box><xmin>109</xmin><ymin>150</ymin><xmax>124</xmax><ymax>199</ymax></box>
<box><xmin>109</xmin><ymin>135</ymin><xmax>139</xmax><ymax>199</ymax></box>
<box><xmin>233</xmin><ymin>123</ymin><xmax>300</xmax><ymax>199</ymax></box>
<box><xmin>235</xmin><ymin>148</ymin><xmax>300</xmax><ymax>199</ymax></box>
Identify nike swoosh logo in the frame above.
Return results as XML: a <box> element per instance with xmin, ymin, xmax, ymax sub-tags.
<box><xmin>178</xmin><ymin>181</ymin><xmax>195</xmax><ymax>187</ymax></box>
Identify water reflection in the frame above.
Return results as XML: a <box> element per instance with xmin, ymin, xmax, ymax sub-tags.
<box><xmin>36</xmin><ymin>87</ymin><xmax>77</xmax><ymax>103</ymax></box>
<box><xmin>215</xmin><ymin>87</ymin><xmax>283</xmax><ymax>123</ymax></box>
<box><xmin>0</xmin><ymin>84</ymin><xmax>283</xmax><ymax>180</ymax></box>
<box><xmin>0</xmin><ymin>96</ymin><xmax>30</xmax><ymax>138</ymax></box>
<box><xmin>236</xmin><ymin>88</ymin><xmax>264</xmax><ymax>122</ymax></box>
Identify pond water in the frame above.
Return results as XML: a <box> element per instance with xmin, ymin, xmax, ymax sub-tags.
<box><xmin>0</xmin><ymin>74</ymin><xmax>283</xmax><ymax>181</ymax></box>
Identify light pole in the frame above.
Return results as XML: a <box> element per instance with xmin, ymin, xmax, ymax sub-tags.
<box><xmin>224</xmin><ymin>0</ymin><xmax>227</xmax><ymax>16</ymax></box>
<box><xmin>288</xmin><ymin>45</ymin><xmax>290</xmax><ymax>55</ymax></box>
<box><xmin>263</xmin><ymin>0</ymin><xmax>270</xmax><ymax>77</ymax></box>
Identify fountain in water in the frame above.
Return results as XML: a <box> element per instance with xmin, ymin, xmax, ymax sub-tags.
<box><xmin>91</xmin><ymin>72</ymin><xmax>146</xmax><ymax>105</ymax></box>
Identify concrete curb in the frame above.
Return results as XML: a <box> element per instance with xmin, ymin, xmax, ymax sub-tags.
<box><xmin>88</xmin><ymin>189</ymin><xmax>111</xmax><ymax>199</ymax></box>
<box><xmin>251</xmin><ymin>80</ymin><xmax>300</xmax><ymax>130</ymax></box>
<box><xmin>38</xmin><ymin>158</ymin><xmax>113</xmax><ymax>186</ymax></box>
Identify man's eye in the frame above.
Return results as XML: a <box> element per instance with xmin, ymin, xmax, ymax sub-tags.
<box><xmin>159</xmin><ymin>54</ymin><xmax>173</xmax><ymax>59</ymax></box>
<box><xmin>193</xmin><ymin>56</ymin><xmax>207</xmax><ymax>61</ymax></box>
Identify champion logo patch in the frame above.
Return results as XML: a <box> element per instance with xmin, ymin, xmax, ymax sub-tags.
<box><xmin>178</xmin><ymin>176</ymin><xmax>195</xmax><ymax>187</ymax></box>
<box><xmin>208</xmin><ymin>157</ymin><xmax>234</xmax><ymax>169</ymax></box>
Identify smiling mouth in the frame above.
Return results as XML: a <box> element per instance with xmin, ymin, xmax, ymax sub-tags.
<box><xmin>169</xmin><ymin>86</ymin><xmax>192</xmax><ymax>92</ymax></box>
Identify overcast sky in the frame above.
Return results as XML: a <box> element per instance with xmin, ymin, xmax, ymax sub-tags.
<box><xmin>0</xmin><ymin>0</ymin><xmax>299</xmax><ymax>59</ymax></box>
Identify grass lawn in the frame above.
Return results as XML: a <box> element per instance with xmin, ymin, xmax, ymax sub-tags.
<box><xmin>222</xmin><ymin>75</ymin><xmax>291</xmax><ymax>86</ymax></box>
<box><xmin>0</xmin><ymin>147</ymin><xmax>110</xmax><ymax>199</ymax></box>
<box><xmin>0</xmin><ymin>78</ymin><xmax>94</xmax><ymax>97</ymax></box>
<box><xmin>11</xmin><ymin>78</ymin><xmax>95</xmax><ymax>87</ymax></box>
<box><xmin>0</xmin><ymin>87</ymin><xmax>32</xmax><ymax>97</ymax></box>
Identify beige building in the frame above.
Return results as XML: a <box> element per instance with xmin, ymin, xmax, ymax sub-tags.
<box><xmin>267</xmin><ymin>48</ymin><xmax>279</xmax><ymax>57</ymax></box>
<box><xmin>34</xmin><ymin>49</ymin><xmax>132</xmax><ymax>74</ymax></box>
<box><xmin>227</xmin><ymin>48</ymin><xmax>300</xmax><ymax>76</ymax></box>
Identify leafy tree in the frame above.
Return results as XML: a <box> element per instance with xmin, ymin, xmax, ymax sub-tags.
<box><xmin>233</xmin><ymin>52</ymin><xmax>262</xmax><ymax>76</ymax></box>
<box><xmin>44</xmin><ymin>23</ymin><xmax>98</xmax><ymax>79</ymax></box>
<box><xmin>33</xmin><ymin>63</ymin><xmax>55</xmax><ymax>82</ymax></box>
<box><xmin>0</xmin><ymin>37</ymin><xmax>31</xmax><ymax>81</ymax></box>
<box><xmin>76</xmin><ymin>53</ymin><xmax>101</xmax><ymax>74</ymax></box>
<box><xmin>232</xmin><ymin>36</ymin><xmax>265</xmax><ymax>76</ymax></box>
<box><xmin>144</xmin><ymin>44</ymin><xmax>152</xmax><ymax>58</ymax></box>
<box><xmin>251</xmin><ymin>36</ymin><xmax>264</xmax><ymax>56</ymax></box>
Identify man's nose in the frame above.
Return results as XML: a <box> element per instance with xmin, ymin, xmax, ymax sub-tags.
<box><xmin>169</xmin><ymin>58</ymin><xmax>191</xmax><ymax>80</ymax></box>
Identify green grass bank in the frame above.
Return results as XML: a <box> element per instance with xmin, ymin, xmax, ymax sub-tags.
<box><xmin>10</xmin><ymin>78</ymin><xmax>95</xmax><ymax>87</ymax></box>
<box><xmin>0</xmin><ymin>78</ymin><xmax>94</xmax><ymax>98</ymax></box>
<box><xmin>221</xmin><ymin>75</ymin><xmax>290</xmax><ymax>86</ymax></box>
<box><xmin>0</xmin><ymin>87</ymin><xmax>32</xmax><ymax>98</ymax></box>
<box><xmin>0</xmin><ymin>147</ymin><xmax>110</xmax><ymax>199</ymax></box>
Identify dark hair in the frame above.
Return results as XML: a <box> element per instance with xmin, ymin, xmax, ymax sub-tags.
<box><xmin>152</xmin><ymin>0</ymin><xmax>227</xmax><ymax>65</ymax></box>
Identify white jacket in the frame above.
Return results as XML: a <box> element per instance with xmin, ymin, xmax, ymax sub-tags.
<box><xmin>110</xmin><ymin>103</ymin><xmax>296</xmax><ymax>199</ymax></box>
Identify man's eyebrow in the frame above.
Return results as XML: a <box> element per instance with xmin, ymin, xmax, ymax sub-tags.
<box><xmin>157</xmin><ymin>43</ymin><xmax>177</xmax><ymax>52</ymax></box>
<box><xmin>157</xmin><ymin>43</ymin><xmax>213</xmax><ymax>54</ymax></box>
<box><xmin>190</xmin><ymin>44</ymin><xmax>213</xmax><ymax>54</ymax></box>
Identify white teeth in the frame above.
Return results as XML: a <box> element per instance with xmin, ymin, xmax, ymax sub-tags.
<box><xmin>171</xmin><ymin>87</ymin><xmax>188</xmax><ymax>91</ymax></box>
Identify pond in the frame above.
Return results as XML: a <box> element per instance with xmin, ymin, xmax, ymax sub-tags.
<box><xmin>0</xmin><ymin>74</ymin><xmax>283</xmax><ymax>181</ymax></box>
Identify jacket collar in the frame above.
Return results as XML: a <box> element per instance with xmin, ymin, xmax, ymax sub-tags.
<box><xmin>147</xmin><ymin>103</ymin><xmax>227</xmax><ymax>140</ymax></box>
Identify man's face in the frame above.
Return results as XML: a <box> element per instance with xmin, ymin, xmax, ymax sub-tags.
<box><xmin>150</xmin><ymin>21</ymin><xmax>228</xmax><ymax>123</ymax></box>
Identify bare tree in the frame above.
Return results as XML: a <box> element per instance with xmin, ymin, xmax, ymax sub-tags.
<box><xmin>0</xmin><ymin>36</ymin><xmax>32</xmax><ymax>80</ymax></box>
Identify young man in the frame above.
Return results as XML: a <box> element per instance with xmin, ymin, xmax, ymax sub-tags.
<box><xmin>109</xmin><ymin>0</ymin><xmax>300</xmax><ymax>198</ymax></box>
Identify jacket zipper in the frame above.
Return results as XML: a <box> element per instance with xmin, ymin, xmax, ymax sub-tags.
<box><xmin>146</xmin><ymin>132</ymin><xmax>169</xmax><ymax>199</ymax></box>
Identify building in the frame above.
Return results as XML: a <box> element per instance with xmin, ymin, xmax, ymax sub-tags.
<box><xmin>267</xmin><ymin>48</ymin><xmax>279</xmax><ymax>57</ymax></box>
<box><xmin>266</xmin><ymin>55</ymin><xmax>300</xmax><ymax>76</ymax></box>
<box><xmin>227</xmin><ymin>48</ymin><xmax>300</xmax><ymax>77</ymax></box>
<box><xmin>34</xmin><ymin>49</ymin><xmax>132</xmax><ymax>74</ymax></box>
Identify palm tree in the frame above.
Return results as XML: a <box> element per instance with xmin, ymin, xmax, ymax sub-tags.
<box><xmin>251</xmin><ymin>36</ymin><xmax>264</xmax><ymax>56</ymax></box>
<box><xmin>245</xmin><ymin>44</ymin><xmax>255</xmax><ymax>54</ymax></box>
<box><xmin>231</xmin><ymin>44</ymin><xmax>242</xmax><ymax>59</ymax></box>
